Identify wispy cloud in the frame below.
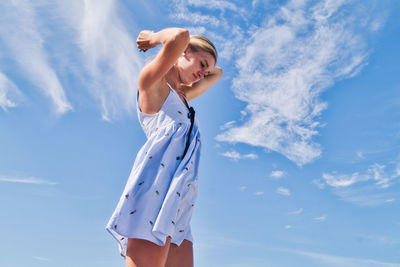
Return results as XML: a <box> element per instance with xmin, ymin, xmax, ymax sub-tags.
<box><xmin>321</xmin><ymin>163</ymin><xmax>400</xmax><ymax>189</ymax></box>
<box><xmin>55</xmin><ymin>0</ymin><xmax>143</xmax><ymax>121</ymax></box>
<box><xmin>317</xmin><ymin>160</ymin><xmax>400</xmax><ymax>206</ymax></box>
<box><xmin>0</xmin><ymin>72</ymin><xmax>22</xmax><ymax>111</ymax></box>
<box><xmin>0</xmin><ymin>176</ymin><xmax>57</xmax><ymax>185</ymax></box>
<box><xmin>254</xmin><ymin>191</ymin><xmax>264</xmax><ymax>196</ymax></box>
<box><xmin>239</xmin><ymin>186</ymin><xmax>247</xmax><ymax>191</ymax></box>
<box><xmin>312</xmin><ymin>178</ymin><xmax>326</xmax><ymax>189</ymax></box>
<box><xmin>186</xmin><ymin>0</ymin><xmax>240</xmax><ymax>12</ymax></box>
<box><xmin>276</xmin><ymin>186</ymin><xmax>290</xmax><ymax>196</ymax></box>
<box><xmin>313</xmin><ymin>215</ymin><xmax>327</xmax><ymax>222</ymax></box>
<box><xmin>270</xmin><ymin>170</ymin><xmax>285</xmax><ymax>179</ymax></box>
<box><xmin>289</xmin><ymin>208</ymin><xmax>303</xmax><ymax>215</ymax></box>
<box><xmin>220</xmin><ymin>150</ymin><xmax>258</xmax><ymax>161</ymax></box>
<box><xmin>356</xmin><ymin>151</ymin><xmax>365</xmax><ymax>159</ymax></box>
<box><xmin>290</xmin><ymin>249</ymin><xmax>400</xmax><ymax>267</ymax></box>
<box><xmin>216</xmin><ymin>0</ymin><xmax>382</xmax><ymax>166</ymax></box>
<box><xmin>0</xmin><ymin>1</ymin><xmax>72</xmax><ymax>114</ymax></box>
<box><xmin>333</xmin><ymin>185</ymin><xmax>397</xmax><ymax>207</ymax></box>
<box><xmin>220</xmin><ymin>120</ymin><xmax>236</xmax><ymax>130</ymax></box>
<box><xmin>33</xmin><ymin>256</ymin><xmax>51</xmax><ymax>261</ymax></box>
<box><xmin>169</xmin><ymin>0</ymin><xmax>221</xmax><ymax>27</ymax></box>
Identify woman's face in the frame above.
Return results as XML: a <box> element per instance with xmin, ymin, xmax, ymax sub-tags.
<box><xmin>176</xmin><ymin>48</ymin><xmax>216</xmax><ymax>85</ymax></box>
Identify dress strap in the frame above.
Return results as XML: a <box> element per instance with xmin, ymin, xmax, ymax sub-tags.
<box><xmin>182</xmin><ymin>106</ymin><xmax>195</xmax><ymax>159</ymax></box>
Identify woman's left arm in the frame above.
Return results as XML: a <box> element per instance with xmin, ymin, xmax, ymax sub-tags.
<box><xmin>183</xmin><ymin>67</ymin><xmax>223</xmax><ymax>101</ymax></box>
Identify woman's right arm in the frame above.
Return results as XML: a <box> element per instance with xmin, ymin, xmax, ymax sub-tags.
<box><xmin>137</xmin><ymin>28</ymin><xmax>189</xmax><ymax>91</ymax></box>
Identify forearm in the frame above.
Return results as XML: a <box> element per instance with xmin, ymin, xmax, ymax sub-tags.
<box><xmin>153</xmin><ymin>28</ymin><xmax>189</xmax><ymax>46</ymax></box>
<box><xmin>184</xmin><ymin>67</ymin><xmax>223</xmax><ymax>100</ymax></box>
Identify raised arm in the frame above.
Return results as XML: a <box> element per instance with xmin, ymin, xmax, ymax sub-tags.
<box><xmin>182</xmin><ymin>67</ymin><xmax>223</xmax><ymax>101</ymax></box>
<box><xmin>137</xmin><ymin>28</ymin><xmax>189</xmax><ymax>91</ymax></box>
<box><xmin>136</xmin><ymin>28</ymin><xmax>190</xmax><ymax>114</ymax></box>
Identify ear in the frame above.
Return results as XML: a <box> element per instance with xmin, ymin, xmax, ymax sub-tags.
<box><xmin>183</xmin><ymin>46</ymin><xmax>193</xmax><ymax>55</ymax></box>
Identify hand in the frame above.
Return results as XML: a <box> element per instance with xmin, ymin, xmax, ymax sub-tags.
<box><xmin>136</xmin><ymin>30</ymin><xmax>158</xmax><ymax>51</ymax></box>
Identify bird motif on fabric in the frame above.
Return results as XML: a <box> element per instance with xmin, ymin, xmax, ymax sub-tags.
<box><xmin>130</xmin><ymin>210</ymin><xmax>137</xmax><ymax>214</ymax></box>
<box><xmin>139</xmin><ymin>181</ymin><xmax>144</xmax><ymax>186</ymax></box>
<box><xmin>176</xmin><ymin>192</ymin><xmax>181</xmax><ymax>197</ymax></box>
<box><xmin>125</xmin><ymin>193</ymin><xmax>129</xmax><ymax>199</ymax></box>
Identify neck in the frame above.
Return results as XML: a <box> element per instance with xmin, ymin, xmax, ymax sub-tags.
<box><xmin>165</xmin><ymin>66</ymin><xmax>183</xmax><ymax>92</ymax></box>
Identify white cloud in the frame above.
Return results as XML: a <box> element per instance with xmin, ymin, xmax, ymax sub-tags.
<box><xmin>313</xmin><ymin>215</ymin><xmax>327</xmax><ymax>222</ymax></box>
<box><xmin>356</xmin><ymin>151</ymin><xmax>365</xmax><ymax>159</ymax></box>
<box><xmin>322</xmin><ymin>163</ymin><xmax>400</xmax><ymax>189</ymax></box>
<box><xmin>270</xmin><ymin>170</ymin><xmax>285</xmax><ymax>179</ymax></box>
<box><xmin>0</xmin><ymin>1</ymin><xmax>72</xmax><ymax>114</ymax></box>
<box><xmin>312</xmin><ymin>179</ymin><xmax>326</xmax><ymax>189</ymax></box>
<box><xmin>320</xmin><ymin>160</ymin><xmax>400</xmax><ymax>206</ymax></box>
<box><xmin>284</xmin><ymin>225</ymin><xmax>293</xmax><ymax>229</ymax></box>
<box><xmin>276</xmin><ymin>187</ymin><xmax>290</xmax><ymax>196</ymax></box>
<box><xmin>220</xmin><ymin>120</ymin><xmax>236</xmax><ymax>130</ymax></box>
<box><xmin>0</xmin><ymin>72</ymin><xmax>22</xmax><ymax>111</ymax></box>
<box><xmin>187</xmin><ymin>0</ymin><xmax>240</xmax><ymax>12</ymax></box>
<box><xmin>169</xmin><ymin>0</ymin><xmax>221</xmax><ymax>27</ymax></box>
<box><xmin>254</xmin><ymin>191</ymin><xmax>264</xmax><ymax>196</ymax></box>
<box><xmin>220</xmin><ymin>150</ymin><xmax>258</xmax><ymax>161</ymax></box>
<box><xmin>0</xmin><ymin>176</ymin><xmax>57</xmax><ymax>185</ymax></box>
<box><xmin>322</xmin><ymin>172</ymin><xmax>364</xmax><ymax>188</ymax></box>
<box><xmin>289</xmin><ymin>208</ymin><xmax>303</xmax><ymax>215</ymax></box>
<box><xmin>55</xmin><ymin>0</ymin><xmax>143</xmax><ymax>121</ymax></box>
<box><xmin>333</xmin><ymin>186</ymin><xmax>397</xmax><ymax>207</ymax></box>
<box><xmin>239</xmin><ymin>186</ymin><xmax>247</xmax><ymax>191</ymax></box>
<box><xmin>216</xmin><ymin>0</ymin><xmax>379</xmax><ymax>166</ymax></box>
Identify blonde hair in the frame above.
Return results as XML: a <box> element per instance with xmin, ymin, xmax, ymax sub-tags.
<box><xmin>188</xmin><ymin>35</ymin><xmax>218</xmax><ymax>64</ymax></box>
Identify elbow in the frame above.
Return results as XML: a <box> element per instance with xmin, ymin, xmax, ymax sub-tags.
<box><xmin>168</xmin><ymin>28</ymin><xmax>190</xmax><ymax>47</ymax></box>
<box><xmin>176</xmin><ymin>28</ymin><xmax>190</xmax><ymax>45</ymax></box>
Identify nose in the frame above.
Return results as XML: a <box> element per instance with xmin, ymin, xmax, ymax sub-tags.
<box><xmin>198</xmin><ymin>70</ymin><xmax>206</xmax><ymax>79</ymax></box>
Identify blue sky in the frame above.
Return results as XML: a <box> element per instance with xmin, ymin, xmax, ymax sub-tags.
<box><xmin>1</xmin><ymin>0</ymin><xmax>400</xmax><ymax>266</ymax></box>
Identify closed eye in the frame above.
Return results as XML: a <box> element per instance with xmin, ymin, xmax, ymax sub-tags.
<box><xmin>200</xmin><ymin>62</ymin><xmax>205</xmax><ymax>69</ymax></box>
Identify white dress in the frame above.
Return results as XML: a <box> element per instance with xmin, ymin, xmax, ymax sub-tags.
<box><xmin>106</xmin><ymin>83</ymin><xmax>201</xmax><ymax>258</ymax></box>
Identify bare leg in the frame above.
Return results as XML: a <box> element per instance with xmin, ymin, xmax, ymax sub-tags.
<box><xmin>165</xmin><ymin>239</ymin><xmax>193</xmax><ymax>267</ymax></box>
<box><xmin>126</xmin><ymin>237</ymin><xmax>171</xmax><ymax>267</ymax></box>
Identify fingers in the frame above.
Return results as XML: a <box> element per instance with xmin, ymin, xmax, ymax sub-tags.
<box><xmin>136</xmin><ymin>30</ymin><xmax>156</xmax><ymax>52</ymax></box>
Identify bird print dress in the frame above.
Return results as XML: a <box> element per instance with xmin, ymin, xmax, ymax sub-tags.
<box><xmin>106</xmin><ymin>83</ymin><xmax>201</xmax><ymax>258</ymax></box>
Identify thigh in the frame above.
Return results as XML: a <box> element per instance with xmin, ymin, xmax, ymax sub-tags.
<box><xmin>126</xmin><ymin>237</ymin><xmax>171</xmax><ymax>267</ymax></box>
<box><xmin>165</xmin><ymin>239</ymin><xmax>193</xmax><ymax>267</ymax></box>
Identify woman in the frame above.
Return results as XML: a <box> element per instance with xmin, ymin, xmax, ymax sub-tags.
<box><xmin>106</xmin><ymin>27</ymin><xmax>222</xmax><ymax>267</ymax></box>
